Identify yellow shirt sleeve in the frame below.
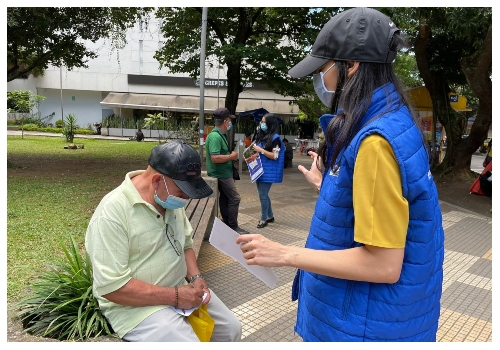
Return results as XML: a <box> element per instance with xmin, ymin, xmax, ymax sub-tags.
<box><xmin>353</xmin><ymin>134</ymin><xmax>408</xmax><ymax>248</ymax></box>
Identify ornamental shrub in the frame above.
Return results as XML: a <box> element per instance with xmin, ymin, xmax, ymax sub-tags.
<box><xmin>12</xmin><ymin>235</ymin><xmax>115</xmax><ymax>341</ymax></box>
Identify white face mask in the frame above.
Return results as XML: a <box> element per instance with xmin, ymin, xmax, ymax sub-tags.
<box><xmin>313</xmin><ymin>62</ymin><xmax>336</xmax><ymax>108</ymax></box>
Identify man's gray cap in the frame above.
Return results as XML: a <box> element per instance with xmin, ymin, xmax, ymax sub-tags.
<box><xmin>148</xmin><ymin>140</ymin><xmax>213</xmax><ymax>199</ymax></box>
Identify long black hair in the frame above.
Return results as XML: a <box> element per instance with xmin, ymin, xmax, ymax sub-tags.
<box><xmin>255</xmin><ymin>113</ymin><xmax>279</xmax><ymax>151</ymax></box>
<box><xmin>317</xmin><ymin>31</ymin><xmax>426</xmax><ymax>171</ymax></box>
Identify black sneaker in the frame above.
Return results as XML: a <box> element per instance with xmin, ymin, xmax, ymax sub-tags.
<box><xmin>235</xmin><ymin>227</ymin><xmax>250</xmax><ymax>234</ymax></box>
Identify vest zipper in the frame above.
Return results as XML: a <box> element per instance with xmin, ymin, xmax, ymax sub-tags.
<box><xmin>341</xmin><ymin>281</ymin><xmax>354</xmax><ymax>320</ymax></box>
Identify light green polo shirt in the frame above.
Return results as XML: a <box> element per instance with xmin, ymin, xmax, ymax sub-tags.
<box><xmin>85</xmin><ymin>170</ymin><xmax>192</xmax><ymax>338</ymax></box>
<box><xmin>205</xmin><ymin>127</ymin><xmax>233</xmax><ymax>178</ymax></box>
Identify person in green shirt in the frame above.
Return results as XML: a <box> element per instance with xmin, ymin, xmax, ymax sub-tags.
<box><xmin>205</xmin><ymin>107</ymin><xmax>249</xmax><ymax>234</ymax></box>
<box><xmin>85</xmin><ymin>140</ymin><xmax>241</xmax><ymax>341</ymax></box>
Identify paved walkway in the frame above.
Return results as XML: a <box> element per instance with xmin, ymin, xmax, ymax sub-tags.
<box><xmin>201</xmin><ymin>154</ymin><xmax>492</xmax><ymax>342</ymax></box>
<box><xmin>8</xmin><ymin>131</ymin><xmax>492</xmax><ymax>342</ymax></box>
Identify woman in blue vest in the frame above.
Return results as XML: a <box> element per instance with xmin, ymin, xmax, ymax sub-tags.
<box><xmin>251</xmin><ymin>113</ymin><xmax>285</xmax><ymax>228</ymax></box>
<box><xmin>237</xmin><ymin>8</ymin><xmax>444</xmax><ymax>342</ymax></box>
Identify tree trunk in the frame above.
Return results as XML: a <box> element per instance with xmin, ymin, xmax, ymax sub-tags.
<box><xmin>222</xmin><ymin>8</ymin><xmax>256</xmax><ymax>148</ymax></box>
<box><xmin>414</xmin><ymin>14</ymin><xmax>490</xmax><ymax>181</ymax></box>
<box><xmin>225</xmin><ymin>61</ymin><xmax>242</xmax><ymax>148</ymax></box>
<box><xmin>460</xmin><ymin>25</ymin><xmax>492</xmax><ymax>160</ymax></box>
<box><xmin>225</xmin><ymin>61</ymin><xmax>242</xmax><ymax>116</ymax></box>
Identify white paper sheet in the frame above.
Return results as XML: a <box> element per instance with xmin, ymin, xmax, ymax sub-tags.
<box><xmin>209</xmin><ymin>218</ymin><xmax>279</xmax><ymax>288</ymax></box>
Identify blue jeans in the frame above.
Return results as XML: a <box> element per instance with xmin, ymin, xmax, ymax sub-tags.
<box><xmin>256</xmin><ymin>182</ymin><xmax>273</xmax><ymax>222</ymax></box>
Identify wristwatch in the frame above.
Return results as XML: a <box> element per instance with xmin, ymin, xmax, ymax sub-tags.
<box><xmin>188</xmin><ymin>273</ymin><xmax>203</xmax><ymax>284</ymax></box>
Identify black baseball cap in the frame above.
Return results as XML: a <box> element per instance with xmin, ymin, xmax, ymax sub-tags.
<box><xmin>148</xmin><ymin>141</ymin><xmax>213</xmax><ymax>199</ymax></box>
<box><xmin>289</xmin><ymin>7</ymin><xmax>400</xmax><ymax>78</ymax></box>
<box><xmin>213</xmin><ymin>107</ymin><xmax>236</xmax><ymax>119</ymax></box>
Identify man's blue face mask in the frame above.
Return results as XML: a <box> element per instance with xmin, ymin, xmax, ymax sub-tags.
<box><xmin>154</xmin><ymin>176</ymin><xmax>189</xmax><ymax>210</ymax></box>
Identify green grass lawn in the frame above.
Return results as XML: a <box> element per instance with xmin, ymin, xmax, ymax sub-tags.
<box><xmin>6</xmin><ymin>136</ymin><xmax>168</xmax><ymax>302</ymax></box>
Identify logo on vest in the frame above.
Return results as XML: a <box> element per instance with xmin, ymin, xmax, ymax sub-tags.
<box><xmin>329</xmin><ymin>166</ymin><xmax>340</xmax><ymax>177</ymax></box>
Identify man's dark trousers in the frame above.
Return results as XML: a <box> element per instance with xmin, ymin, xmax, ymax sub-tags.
<box><xmin>217</xmin><ymin>177</ymin><xmax>241</xmax><ymax>229</ymax></box>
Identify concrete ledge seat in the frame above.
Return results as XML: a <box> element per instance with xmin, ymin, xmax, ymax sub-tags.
<box><xmin>187</xmin><ymin>173</ymin><xmax>217</xmax><ymax>260</ymax></box>
<box><xmin>185</xmin><ymin>196</ymin><xmax>216</xmax><ymax>257</ymax></box>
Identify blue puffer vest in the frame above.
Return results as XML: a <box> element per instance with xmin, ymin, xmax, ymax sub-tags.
<box><xmin>292</xmin><ymin>83</ymin><xmax>444</xmax><ymax>342</ymax></box>
<box><xmin>256</xmin><ymin>133</ymin><xmax>285</xmax><ymax>183</ymax></box>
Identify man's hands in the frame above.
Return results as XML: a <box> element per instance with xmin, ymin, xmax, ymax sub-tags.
<box><xmin>210</xmin><ymin>151</ymin><xmax>239</xmax><ymax>164</ymax></box>
<box><xmin>177</xmin><ymin>284</ymin><xmax>206</xmax><ymax>310</ymax></box>
<box><xmin>229</xmin><ymin>151</ymin><xmax>239</xmax><ymax>161</ymax></box>
<box><xmin>297</xmin><ymin>151</ymin><xmax>323</xmax><ymax>190</ymax></box>
<box><xmin>190</xmin><ymin>277</ymin><xmax>211</xmax><ymax>305</ymax></box>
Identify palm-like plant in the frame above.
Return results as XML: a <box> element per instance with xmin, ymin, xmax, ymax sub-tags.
<box><xmin>143</xmin><ymin>112</ymin><xmax>169</xmax><ymax>143</ymax></box>
<box><xmin>12</xmin><ymin>235</ymin><xmax>115</xmax><ymax>341</ymax></box>
<box><xmin>62</xmin><ymin>114</ymin><xmax>78</xmax><ymax>143</ymax></box>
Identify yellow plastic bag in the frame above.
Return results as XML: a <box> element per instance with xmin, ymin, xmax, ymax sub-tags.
<box><xmin>187</xmin><ymin>303</ymin><xmax>215</xmax><ymax>342</ymax></box>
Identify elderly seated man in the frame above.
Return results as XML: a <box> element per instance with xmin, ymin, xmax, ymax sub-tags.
<box><xmin>85</xmin><ymin>140</ymin><xmax>241</xmax><ymax>342</ymax></box>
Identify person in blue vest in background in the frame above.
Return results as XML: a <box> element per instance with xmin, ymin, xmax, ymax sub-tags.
<box><xmin>237</xmin><ymin>7</ymin><xmax>444</xmax><ymax>342</ymax></box>
<box><xmin>251</xmin><ymin>113</ymin><xmax>285</xmax><ymax>229</ymax></box>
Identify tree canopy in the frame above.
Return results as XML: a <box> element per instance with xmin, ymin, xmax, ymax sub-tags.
<box><xmin>153</xmin><ymin>7</ymin><xmax>340</xmax><ymax>115</ymax></box>
<box><xmin>7</xmin><ymin>7</ymin><xmax>152</xmax><ymax>82</ymax></box>
<box><xmin>7</xmin><ymin>7</ymin><xmax>491</xmax><ymax>180</ymax></box>
<box><xmin>153</xmin><ymin>7</ymin><xmax>423</xmax><ymax>123</ymax></box>
<box><xmin>7</xmin><ymin>90</ymin><xmax>45</xmax><ymax>114</ymax></box>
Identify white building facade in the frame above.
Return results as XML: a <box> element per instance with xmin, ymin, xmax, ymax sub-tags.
<box><xmin>7</xmin><ymin>15</ymin><xmax>299</xmax><ymax>135</ymax></box>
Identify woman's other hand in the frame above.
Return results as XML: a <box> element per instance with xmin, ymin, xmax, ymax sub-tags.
<box><xmin>253</xmin><ymin>144</ymin><xmax>263</xmax><ymax>154</ymax></box>
<box><xmin>298</xmin><ymin>151</ymin><xmax>322</xmax><ymax>190</ymax></box>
